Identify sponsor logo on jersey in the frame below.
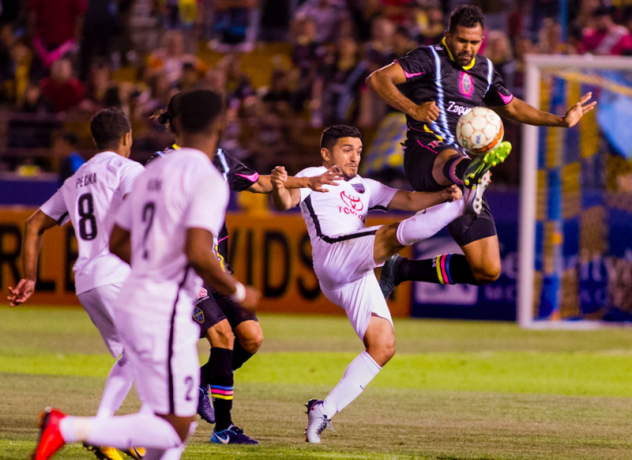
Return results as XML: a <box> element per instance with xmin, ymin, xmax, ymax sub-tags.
<box><xmin>198</xmin><ymin>287</ymin><xmax>208</xmax><ymax>298</ymax></box>
<box><xmin>193</xmin><ymin>307</ymin><xmax>205</xmax><ymax>324</ymax></box>
<box><xmin>428</xmin><ymin>140</ymin><xmax>441</xmax><ymax>149</ymax></box>
<box><xmin>340</xmin><ymin>191</ymin><xmax>364</xmax><ymax>211</ymax></box>
<box><xmin>351</xmin><ymin>183</ymin><xmax>365</xmax><ymax>194</ymax></box>
<box><xmin>459</xmin><ymin>72</ymin><xmax>474</xmax><ymax>98</ymax></box>
<box><xmin>447</xmin><ymin>101</ymin><xmax>471</xmax><ymax>116</ymax></box>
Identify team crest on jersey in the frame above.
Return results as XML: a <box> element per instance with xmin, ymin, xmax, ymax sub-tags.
<box><xmin>340</xmin><ymin>191</ymin><xmax>364</xmax><ymax>211</ymax></box>
<box><xmin>193</xmin><ymin>307</ymin><xmax>205</xmax><ymax>324</ymax></box>
<box><xmin>460</xmin><ymin>72</ymin><xmax>473</xmax><ymax>98</ymax></box>
<box><xmin>351</xmin><ymin>183</ymin><xmax>365</xmax><ymax>194</ymax></box>
<box><xmin>198</xmin><ymin>287</ymin><xmax>208</xmax><ymax>299</ymax></box>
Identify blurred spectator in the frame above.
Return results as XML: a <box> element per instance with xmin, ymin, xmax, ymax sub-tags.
<box><xmin>201</xmin><ymin>67</ymin><xmax>227</xmax><ymax>93</ymax></box>
<box><xmin>102</xmin><ymin>82</ymin><xmax>136</xmax><ymax>117</ymax></box>
<box><xmin>135</xmin><ymin>71</ymin><xmax>173</xmax><ymax>118</ymax></box>
<box><xmin>314</xmin><ymin>37</ymin><xmax>370</xmax><ymax>126</ymax></box>
<box><xmin>40</xmin><ymin>57</ymin><xmax>84</xmax><ymax>113</ymax></box>
<box><xmin>530</xmin><ymin>0</ymin><xmax>559</xmax><ymax>43</ymax></box>
<box><xmin>291</xmin><ymin>16</ymin><xmax>325</xmax><ymax>112</ymax></box>
<box><xmin>28</xmin><ymin>0</ymin><xmax>86</xmax><ymax>67</ymax></box>
<box><xmin>484</xmin><ymin>31</ymin><xmax>516</xmax><ymax>93</ymax></box>
<box><xmin>79</xmin><ymin>0</ymin><xmax>121</xmax><ymax>80</ymax></box>
<box><xmin>79</xmin><ymin>60</ymin><xmax>111</xmax><ymax>113</ymax></box>
<box><xmin>415</xmin><ymin>3</ymin><xmax>444</xmax><ymax>47</ymax></box>
<box><xmin>148</xmin><ymin>30</ymin><xmax>202</xmax><ymax>85</ymax></box>
<box><xmin>536</xmin><ymin>18</ymin><xmax>564</xmax><ymax>54</ymax></box>
<box><xmin>177</xmin><ymin>62</ymin><xmax>200</xmax><ymax>91</ymax></box>
<box><xmin>348</xmin><ymin>0</ymin><xmax>382</xmax><ymax>43</ymax></box>
<box><xmin>20</xmin><ymin>80</ymin><xmax>53</xmax><ymax>114</ymax></box>
<box><xmin>260</xmin><ymin>70</ymin><xmax>292</xmax><ymax>117</ymax></box>
<box><xmin>295</xmin><ymin>0</ymin><xmax>349</xmax><ymax>44</ymax></box>
<box><xmin>581</xmin><ymin>6</ymin><xmax>632</xmax><ymax>55</ymax></box>
<box><xmin>211</xmin><ymin>0</ymin><xmax>258</xmax><ymax>53</ymax></box>
<box><xmin>366</xmin><ymin>16</ymin><xmax>395</xmax><ymax>72</ymax></box>
<box><xmin>381</xmin><ymin>0</ymin><xmax>412</xmax><ymax>25</ymax></box>
<box><xmin>54</xmin><ymin>132</ymin><xmax>84</xmax><ymax>186</ymax></box>
<box><xmin>392</xmin><ymin>25</ymin><xmax>414</xmax><ymax>58</ymax></box>
<box><xmin>224</xmin><ymin>55</ymin><xmax>257</xmax><ymax>116</ymax></box>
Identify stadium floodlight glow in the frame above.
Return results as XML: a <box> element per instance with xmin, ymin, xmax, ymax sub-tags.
<box><xmin>518</xmin><ymin>54</ymin><xmax>632</xmax><ymax>329</ymax></box>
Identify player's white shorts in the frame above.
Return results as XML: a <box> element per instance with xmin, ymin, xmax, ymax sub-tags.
<box><xmin>114</xmin><ymin>296</ymin><xmax>201</xmax><ymax>417</ymax></box>
<box><xmin>77</xmin><ymin>284</ymin><xmax>124</xmax><ymax>358</ymax></box>
<box><xmin>313</xmin><ymin>226</ymin><xmax>394</xmax><ymax>340</ymax></box>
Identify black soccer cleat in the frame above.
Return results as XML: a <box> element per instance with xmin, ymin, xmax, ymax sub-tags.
<box><xmin>379</xmin><ymin>254</ymin><xmax>403</xmax><ymax>299</ymax></box>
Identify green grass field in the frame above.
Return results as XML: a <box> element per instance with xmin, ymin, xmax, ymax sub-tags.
<box><xmin>3</xmin><ymin>307</ymin><xmax>632</xmax><ymax>459</ymax></box>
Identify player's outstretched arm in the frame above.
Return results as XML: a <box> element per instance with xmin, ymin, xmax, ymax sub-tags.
<box><xmin>7</xmin><ymin>210</ymin><xmax>58</xmax><ymax>306</ymax></box>
<box><xmin>186</xmin><ymin>227</ymin><xmax>260</xmax><ymax>309</ymax></box>
<box><xmin>366</xmin><ymin>63</ymin><xmax>440</xmax><ymax>123</ymax></box>
<box><xmin>249</xmin><ymin>167</ymin><xmax>343</xmax><ymax>194</ymax></box>
<box><xmin>270</xmin><ymin>166</ymin><xmax>302</xmax><ymax>210</ymax></box>
<box><xmin>110</xmin><ymin>225</ymin><xmax>132</xmax><ymax>264</ymax></box>
<box><xmin>494</xmin><ymin>93</ymin><xmax>597</xmax><ymax>128</ymax></box>
<box><xmin>387</xmin><ymin>185</ymin><xmax>462</xmax><ymax>212</ymax></box>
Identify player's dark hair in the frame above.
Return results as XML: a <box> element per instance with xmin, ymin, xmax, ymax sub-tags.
<box><xmin>152</xmin><ymin>91</ymin><xmax>183</xmax><ymax>133</ymax></box>
<box><xmin>90</xmin><ymin>107</ymin><xmax>131</xmax><ymax>150</ymax></box>
<box><xmin>320</xmin><ymin>125</ymin><xmax>362</xmax><ymax>151</ymax></box>
<box><xmin>448</xmin><ymin>4</ymin><xmax>485</xmax><ymax>33</ymax></box>
<box><xmin>178</xmin><ymin>90</ymin><xmax>225</xmax><ymax>134</ymax></box>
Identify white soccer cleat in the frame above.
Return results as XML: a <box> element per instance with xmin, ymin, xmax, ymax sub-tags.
<box><xmin>304</xmin><ymin>399</ymin><xmax>333</xmax><ymax>444</ymax></box>
<box><xmin>463</xmin><ymin>171</ymin><xmax>491</xmax><ymax>216</ymax></box>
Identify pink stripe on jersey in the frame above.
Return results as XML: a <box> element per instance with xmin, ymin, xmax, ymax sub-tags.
<box><xmin>417</xmin><ymin>139</ymin><xmax>437</xmax><ymax>154</ymax></box>
<box><xmin>235</xmin><ymin>172</ymin><xmax>259</xmax><ymax>183</ymax></box>
<box><xmin>499</xmin><ymin>92</ymin><xmax>514</xmax><ymax>105</ymax></box>
<box><xmin>394</xmin><ymin>60</ymin><xmax>424</xmax><ymax>79</ymax></box>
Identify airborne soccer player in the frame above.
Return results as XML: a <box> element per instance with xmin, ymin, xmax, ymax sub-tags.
<box><xmin>367</xmin><ymin>4</ymin><xmax>596</xmax><ymax>295</ymax></box>
<box><xmin>8</xmin><ymin>108</ymin><xmax>144</xmax><ymax>460</ymax></box>
<box><xmin>29</xmin><ymin>90</ymin><xmax>259</xmax><ymax>460</ymax></box>
<box><xmin>271</xmin><ymin>125</ymin><xmax>472</xmax><ymax>443</ymax></box>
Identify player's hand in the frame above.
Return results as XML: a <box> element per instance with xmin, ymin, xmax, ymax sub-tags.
<box><xmin>442</xmin><ymin>185</ymin><xmax>462</xmax><ymax>202</ymax></box>
<box><xmin>309</xmin><ymin>166</ymin><xmax>343</xmax><ymax>192</ymax></box>
<box><xmin>271</xmin><ymin>166</ymin><xmax>288</xmax><ymax>190</ymax></box>
<box><xmin>7</xmin><ymin>279</ymin><xmax>36</xmax><ymax>307</ymax></box>
<box><xmin>410</xmin><ymin>101</ymin><xmax>440</xmax><ymax>123</ymax></box>
<box><xmin>241</xmin><ymin>286</ymin><xmax>261</xmax><ymax>310</ymax></box>
<box><xmin>563</xmin><ymin>92</ymin><xmax>597</xmax><ymax>128</ymax></box>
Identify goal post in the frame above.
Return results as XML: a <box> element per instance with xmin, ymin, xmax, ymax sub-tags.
<box><xmin>518</xmin><ymin>55</ymin><xmax>632</xmax><ymax>328</ymax></box>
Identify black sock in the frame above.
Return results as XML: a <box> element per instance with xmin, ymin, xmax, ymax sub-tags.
<box><xmin>443</xmin><ymin>156</ymin><xmax>471</xmax><ymax>185</ymax></box>
<box><xmin>232</xmin><ymin>340</ymin><xmax>255</xmax><ymax>371</ymax></box>
<box><xmin>207</xmin><ymin>347</ymin><xmax>234</xmax><ymax>431</ymax></box>
<box><xmin>200</xmin><ymin>350</ymin><xmax>212</xmax><ymax>389</ymax></box>
<box><xmin>396</xmin><ymin>254</ymin><xmax>478</xmax><ymax>285</ymax></box>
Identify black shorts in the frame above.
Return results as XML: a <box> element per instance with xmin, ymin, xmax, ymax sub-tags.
<box><xmin>403</xmin><ymin>135</ymin><xmax>497</xmax><ymax>247</ymax></box>
<box><xmin>193</xmin><ymin>285</ymin><xmax>258</xmax><ymax>338</ymax></box>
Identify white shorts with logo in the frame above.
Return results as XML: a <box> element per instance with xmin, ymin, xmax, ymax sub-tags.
<box><xmin>313</xmin><ymin>226</ymin><xmax>394</xmax><ymax>340</ymax></box>
<box><xmin>77</xmin><ymin>284</ymin><xmax>124</xmax><ymax>358</ymax></box>
<box><xmin>114</xmin><ymin>280</ymin><xmax>201</xmax><ymax>417</ymax></box>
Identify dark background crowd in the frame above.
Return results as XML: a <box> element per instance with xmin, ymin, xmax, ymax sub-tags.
<box><xmin>1</xmin><ymin>0</ymin><xmax>631</xmax><ymax>188</ymax></box>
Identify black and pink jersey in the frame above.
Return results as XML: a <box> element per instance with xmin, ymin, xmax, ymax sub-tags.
<box><xmin>395</xmin><ymin>38</ymin><xmax>514</xmax><ymax>144</ymax></box>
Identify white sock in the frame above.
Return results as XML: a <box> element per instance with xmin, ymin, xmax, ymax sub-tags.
<box><xmin>59</xmin><ymin>413</ymin><xmax>182</xmax><ymax>451</ymax></box>
<box><xmin>97</xmin><ymin>354</ymin><xmax>134</xmax><ymax>418</ymax></box>
<box><xmin>396</xmin><ymin>200</ymin><xmax>464</xmax><ymax>246</ymax></box>
<box><xmin>320</xmin><ymin>351</ymin><xmax>382</xmax><ymax>418</ymax></box>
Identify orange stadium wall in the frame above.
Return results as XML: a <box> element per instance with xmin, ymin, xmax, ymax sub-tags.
<box><xmin>0</xmin><ymin>208</ymin><xmax>411</xmax><ymax>317</ymax></box>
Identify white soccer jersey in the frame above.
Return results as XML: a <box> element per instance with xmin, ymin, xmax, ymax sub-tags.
<box><xmin>40</xmin><ymin>151</ymin><xmax>144</xmax><ymax>295</ymax></box>
<box><xmin>114</xmin><ymin>148</ymin><xmax>229</xmax><ymax>319</ymax></box>
<box><xmin>296</xmin><ymin>166</ymin><xmax>397</xmax><ymax>244</ymax></box>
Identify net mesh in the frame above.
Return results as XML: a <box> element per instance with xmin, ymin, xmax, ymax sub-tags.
<box><xmin>534</xmin><ymin>67</ymin><xmax>632</xmax><ymax>322</ymax></box>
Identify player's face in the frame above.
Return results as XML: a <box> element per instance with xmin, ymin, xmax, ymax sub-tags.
<box><xmin>445</xmin><ymin>24</ymin><xmax>483</xmax><ymax>67</ymax></box>
<box><xmin>323</xmin><ymin>137</ymin><xmax>362</xmax><ymax>180</ymax></box>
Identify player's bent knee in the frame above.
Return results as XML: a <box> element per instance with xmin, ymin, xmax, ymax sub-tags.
<box><xmin>472</xmin><ymin>264</ymin><xmax>501</xmax><ymax>284</ymax></box>
<box><xmin>207</xmin><ymin>320</ymin><xmax>235</xmax><ymax>348</ymax></box>
<box><xmin>236</xmin><ymin>321</ymin><xmax>264</xmax><ymax>353</ymax></box>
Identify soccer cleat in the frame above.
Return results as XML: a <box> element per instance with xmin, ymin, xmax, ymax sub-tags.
<box><xmin>31</xmin><ymin>408</ymin><xmax>66</xmax><ymax>460</ymax></box>
<box><xmin>197</xmin><ymin>386</ymin><xmax>215</xmax><ymax>424</ymax></box>
<box><xmin>462</xmin><ymin>141</ymin><xmax>511</xmax><ymax>188</ymax></box>
<box><xmin>463</xmin><ymin>171</ymin><xmax>491</xmax><ymax>216</ymax></box>
<box><xmin>379</xmin><ymin>254</ymin><xmax>404</xmax><ymax>299</ymax></box>
<box><xmin>304</xmin><ymin>399</ymin><xmax>333</xmax><ymax>444</ymax></box>
<box><xmin>210</xmin><ymin>425</ymin><xmax>259</xmax><ymax>445</ymax></box>
<box><xmin>121</xmin><ymin>447</ymin><xmax>146</xmax><ymax>460</ymax></box>
<box><xmin>83</xmin><ymin>444</ymin><xmax>124</xmax><ymax>460</ymax></box>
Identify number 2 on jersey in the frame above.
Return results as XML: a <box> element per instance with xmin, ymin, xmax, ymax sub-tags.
<box><xmin>78</xmin><ymin>193</ymin><xmax>98</xmax><ymax>241</ymax></box>
<box><xmin>142</xmin><ymin>202</ymin><xmax>155</xmax><ymax>259</ymax></box>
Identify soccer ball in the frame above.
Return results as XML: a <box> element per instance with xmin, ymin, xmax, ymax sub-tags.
<box><xmin>456</xmin><ymin>107</ymin><xmax>504</xmax><ymax>154</ymax></box>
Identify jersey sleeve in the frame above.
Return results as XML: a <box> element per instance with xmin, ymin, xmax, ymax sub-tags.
<box><xmin>114</xmin><ymin>196</ymin><xmax>133</xmax><ymax>231</ymax></box>
<box><xmin>40</xmin><ymin>189</ymin><xmax>69</xmax><ymax>225</ymax></box>
<box><xmin>295</xmin><ymin>167</ymin><xmax>326</xmax><ymax>203</ymax></box>
<box><xmin>119</xmin><ymin>161</ymin><xmax>145</xmax><ymax>196</ymax></box>
<box><xmin>394</xmin><ymin>47</ymin><xmax>434</xmax><ymax>81</ymax></box>
<box><xmin>223</xmin><ymin>152</ymin><xmax>259</xmax><ymax>192</ymax></box>
<box><xmin>184</xmin><ymin>173</ymin><xmax>229</xmax><ymax>236</ymax></box>
<box><xmin>365</xmin><ymin>179</ymin><xmax>398</xmax><ymax>211</ymax></box>
<box><xmin>483</xmin><ymin>63</ymin><xmax>514</xmax><ymax>107</ymax></box>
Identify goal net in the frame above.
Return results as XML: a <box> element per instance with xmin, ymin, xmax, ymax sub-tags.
<box><xmin>518</xmin><ymin>55</ymin><xmax>632</xmax><ymax>328</ymax></box>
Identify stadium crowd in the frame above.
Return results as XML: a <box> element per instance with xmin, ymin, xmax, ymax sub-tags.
<box><xmin>1</xmin><ymin>0</ymin><xmax>631</xmax><ymax>184</ymax></box>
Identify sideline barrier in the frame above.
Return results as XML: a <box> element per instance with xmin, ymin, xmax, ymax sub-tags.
<box><xmin>0</xmin><ymin>208</ymin><xmax>411</xmax><ymax>317</ymax></box>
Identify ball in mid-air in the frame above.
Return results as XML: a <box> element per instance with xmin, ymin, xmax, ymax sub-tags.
<box><xmin>456</xmin><ymin>107</ymin><xmax>504</xmax><ymax>154</ymax></box>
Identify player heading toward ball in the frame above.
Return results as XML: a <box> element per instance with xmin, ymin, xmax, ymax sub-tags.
<box><xmin>271</xmin><ymin>125</ymin><xmax>475</xmax><ymax>443</ymax></box>
<box><xmin>367</xmin><ymin>4</ymin><xmax>596</xmax><ymax>295</ymax></box>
